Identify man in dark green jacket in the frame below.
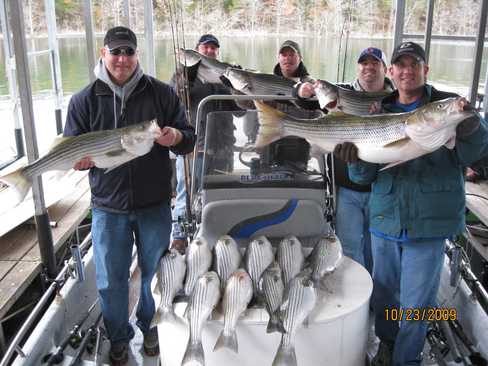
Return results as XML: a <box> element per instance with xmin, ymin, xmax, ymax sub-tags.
<box><xmin>335</xmin><ymin>41</ymin><xmax>488</xmax><ymax>366</ymax></box>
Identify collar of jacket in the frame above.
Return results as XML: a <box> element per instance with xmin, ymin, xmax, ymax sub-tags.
<box><xmin>381</xmin><ymin>83</ymin><xmax>433</xmax><ymax>107</ymax></box>
<box><xmin>94</xmin><ymin>75</ymin><xmax>149</xmax><ymax>98</ymax></box>
<box><xmin>273</xmin><ymin>61</ymin><xmax>309</xmax><ymax>79</ymax></box>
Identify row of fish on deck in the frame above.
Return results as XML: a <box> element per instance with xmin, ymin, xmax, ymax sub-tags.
<box><xmin>180</xmin><ymin>48</ymin><xmax>476</xmax><ymax>168</ymax></box>
<box><xmin>151</xmin><ymin>234</ymin><xmax>343</xmax><ymax>366</ymax></box>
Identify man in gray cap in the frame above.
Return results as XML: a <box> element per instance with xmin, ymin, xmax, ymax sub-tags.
<box><xmin>65</xmin><ymin>26</ymin><xmax>195</xmax><ymax>365</ymax></box>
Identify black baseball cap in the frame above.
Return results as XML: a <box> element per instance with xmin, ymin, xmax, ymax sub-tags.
<box><xmin>279</xmin><ymin>40</ymin><xmax>302</xmax><ymax>58</ymax></box>
<box><xmin>197</xmin><ymin>34</ymin><xmax>220</xmax><ymax>48</ymax></box>
<box><xmin>104</xmin><ymin>26</ymin><xmax>137</xmax><ymax>49</ymax></box>
<box><xmin>391</xmin><ymin>41</ymin><xmax>426</xmax><ymax>64</ymax></box>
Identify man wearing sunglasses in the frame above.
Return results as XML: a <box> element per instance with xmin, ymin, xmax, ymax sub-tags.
<box><xmin>64</xmin><ymin>26</ymin><xmax>195</xmax><ymax>365</ymax></box>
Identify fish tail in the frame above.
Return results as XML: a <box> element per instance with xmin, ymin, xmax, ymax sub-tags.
<box><xmin>150</xmin><ymin>306</ymin><xmax>177</xmax><ymax>327</ymax></box>
<box><xmin>182</xmin><ymin>341</ymin><xmax>205</xmax><ymax>366</ymax></box>
<box><xmin>266</xmin><ymin>312</ymin><xmax>285</xmax><ymax>333</ymax></box>
<box><xmin>0</xmin><ymin>168</ymin><xmax>31</xmax><ymax>202</ymax></box>
<box><xmin>254</xmin><ymin>101</ymin><xmax>286</xmax><ymax>148</ymax></box>
<box><xmin>213</xmin><ymin>329</ymin><xmax>238</xmax><ymax>353</ymax></box>
<box><xmin>272</xmin><ymin>339</ymin><xmax>297</xmax><ymax>366</ymax></box>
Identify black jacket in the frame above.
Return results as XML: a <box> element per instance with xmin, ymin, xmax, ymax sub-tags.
<box><xmin>64</xmin><ymin>74</ymin><xmax>195</xmax><ymax>212</ymax></box>
<box><xmin>170</xmin><ymin>64</ymin><xmax>239</xmax><ymax>150</ymax></box>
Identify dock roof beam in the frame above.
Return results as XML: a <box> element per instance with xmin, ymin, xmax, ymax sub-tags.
<box><xmin>144</xmin><ymin>0</ymin><xmax>156</xmax><ymax>76</ymax></box>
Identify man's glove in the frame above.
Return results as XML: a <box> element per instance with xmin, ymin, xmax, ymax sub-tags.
<box><xmin>456</xmin><ymin>103</ymin><xmax>480</xmax><ymax>138</ymax></box>
<box><xmin>333</xmin><ymin>142</ymin><xmax>359</xmax><ymax>163</ymax></box>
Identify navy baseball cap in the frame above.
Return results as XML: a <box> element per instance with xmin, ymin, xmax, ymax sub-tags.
<box><xmin>358</xmin><ymin>47</ymin><xmax>387</xmax><ymax>66</ymax></box>
<box><xmin>391</xmin><ymin>41</ymin><xmax>426</xmax><ymax>64</ymax></box>
<box><xmin>197</xmin><ymin>34</ymin><xmax>220</xmax><ymax>48</ymax></box>
<box><xmin>104</xmin><ymin>26</ymin><xmax>137</xmax><ymax>49</ymax></box>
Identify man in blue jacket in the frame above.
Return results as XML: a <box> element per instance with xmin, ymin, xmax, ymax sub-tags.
<box><xmin>64</xmin><ymin>26</ymin><xmax>195</xmax><ymax>365</ymax></box>
<box><xmin>334</xmin><ymin>41</ymin><xmax>488</xmax><ymax>365</ymax></box>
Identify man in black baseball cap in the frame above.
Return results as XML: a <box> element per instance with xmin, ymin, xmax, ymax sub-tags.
<box><xmin>196</xmin><ymin>33</ymin><xmax>220</xmax><ymax>48</ymax></box>
<box><xmin>104</xmin><ymin>26</ymin><xmax>137</xmax><ymax>50</ymax></box>
<box><xmin>65</xmin><ymin>25</ymin><xmax>195</xmax><ymax>366</ymax></box>
<box><xmin>333</xmin><ymin>39</ymin><xmax>488</xmax><ymax>366</ymax></box>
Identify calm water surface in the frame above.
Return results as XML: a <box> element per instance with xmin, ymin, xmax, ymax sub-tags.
<box><xmin>0</xmin><ymin>36</ymin><xmax>486</xmax><ymax>96</ymax></box>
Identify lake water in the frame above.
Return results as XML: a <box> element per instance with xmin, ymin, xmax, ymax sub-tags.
<box><xmin>0</xmin><ymin>35</ymin><xmax>486</xmax><ymax>96</ymax></box>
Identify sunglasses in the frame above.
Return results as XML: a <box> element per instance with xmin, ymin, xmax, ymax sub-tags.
<box><xmin>107</xmin><ymin>47</ymin><xmax>136</xmax><ymax>56</ymax></box>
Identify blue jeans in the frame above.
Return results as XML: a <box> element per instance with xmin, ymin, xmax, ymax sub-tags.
<box><xmin>172</xmin><ymin>155</ymin><xmax>187</xmax><ymax>240</ymax></box>
<box><xmin>335</xmin><ymin>187</ymin><xmax>372</xmax><ymax>273</ymax></box>
<box><xmin>371</xmin><ymin>235</ymin><xmax>445</xmax><ymax>365</ymax></box>
<box><xmin>92</xmin><ymin>203</ymin><xmax>171</xmax><ymax>343</ymax></box>
<box><xmin>171</xmin><ymin>155</ymin><xmax>203</xmax><ymax>240</ymax></box>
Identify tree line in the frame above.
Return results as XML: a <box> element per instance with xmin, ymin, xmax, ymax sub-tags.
<box><xmin>16</xmin><ymin>0</ymin><xmax>486</xmax><ymax>38</ymax></box>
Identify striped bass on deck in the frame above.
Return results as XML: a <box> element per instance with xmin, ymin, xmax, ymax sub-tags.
<box><xmin>254</xmin><ymin>98</ymin><xmax>475</xmax><ymax>167</ymax></box>
<box><xmin>314</xmin><ymin>79</ymin><xmax>390</xmax><ymax>115</ymax></box>
<box><xmin>0</xmin><ymin>120</ymin><xmax>161</xmax><ymax>202</ymax></box>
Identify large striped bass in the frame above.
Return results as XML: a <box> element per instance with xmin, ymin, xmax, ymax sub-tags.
<box><xmin>314</xmin><ymin>79</ymin><xmax>390</xmax><ymax>115</ymax></box>
<box><xmin>151</xmin><ymin>249</ymin><xmax>186</xmax><ymax>327</ymax></box>
<box><xmin>255</xmin><ymin>98</ymin><xmax>475</xmax><ymax>167</ymax></box>
<box><xmin>272</xmin><ymin>270</ymin><xmax>317</xmax><ymax>366</ymax></box>
<box><xmin>182</xmin><ymin>271</ymin><xmax>220</xmax><ymax>366</ymax></box>
<box><xmin>213</xmin><ymin>235</ymin><xmax>242</xmax><ymax>291</ymax></box>
<box><xmin>244</xmin><ymin>235</ymin><xmax>274</xmax><ymax>302</ymax></box>
<box><xmin>213</xmin><ymin>269</ymin><xmax>253</xmax><ymax>353</ymax></box>
<box><xmin>184</xmin><ymin>237</ymin><xmax>212</xmax><ymax>297</ymax></box>
<box><xmin>0</xmin><ymin>120</ymin><xmax>161</xmax><ymax>202</ymax></box>
<box><xmin>259</xmin><ymin>261</ymin><xmax>285</xmax><ymax>333</ymax></box>
<box><xmin>222</xmin><ymin>67</ymin><xmax>296</xmax><ymax>97</ymax></box>
<box><xmin>276</xmin><ymin>235</ymin><xmax>304</xmax><ymax>286</ymax></box>
<box><xmin>177</xmin><ymin>48</ymin><xmax>235</xmax><ymax>84</ymax></box>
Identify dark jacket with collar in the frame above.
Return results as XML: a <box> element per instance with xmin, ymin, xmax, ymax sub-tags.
<box><xmin>348</xmin><ymin>84</ymin><xmax>488</xmax><ymax>238</ymax></box>
<box><xmin>170</xmin><ymin>64</ymin><xmax>238</xmax><ymax>151</ymax></box>
<box><xmin>64</xmin><ymin>74</ymin><xmax>195</xmax><ymax>212</ymax></box>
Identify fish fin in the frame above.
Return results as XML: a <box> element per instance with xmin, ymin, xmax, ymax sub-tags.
<box><xmin>105</xmin><ymin>149</ymin><xmax>126</xmax><ymax>157</ymax></box>
<box><xmin>266</xmin><ymin>316</ymin><xmax>279</xmax><ymax>334</ymax></box>
<box><xmin>272</xmin><ymin>339</ymin><xmax>297</xmax><ymax>366</ymax></box>
<box><xmin>213</xmin><ymin>330</ymin><xmax>238</xmax><ymax>353</ymax></box>
<box><xmin>444</xmin><ymin>137</ymin><xmax>456</xmax><ymax>149</ymax></box>
<box><xmin>48</xmin><ymin>135</ymin><xmax>73</xmax><ymax>150</ymax></box>
<box><xmin>0</xmin><ymin>167</ymin><xmax>31</xmax><ymax>203</ymax></box>
<box><xmin>379</xmin><ymin>161</ymin><xmax>407</xmax><ymax>171</ymax></box>
<box><xmin>382</xmin><ymin>137</ymin><xmax>410</xmax><ymax>148</ymax></box>
<box><xmin>303</xmin><ymin>315</ymin><xmax>310</xmax><ymax>328</ymax></box>
<box><xmin>326</xmin><ymin>110</ymin><xmax>347</xmax><ymax>118</ymax></box>
<box><xmin>254</xmin><ymin>101</ymin><xmax>286</xmax><ymax>148</ymax></box>
<box><xmin>182</xmin><ymin>340</ymin><xmax>205</xmax><ymax>366</ymax></box>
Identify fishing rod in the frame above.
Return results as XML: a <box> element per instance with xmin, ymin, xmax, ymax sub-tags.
<box><xmin>67</xmin><ymin>312</ymin><xmax>103</xmax><ymax>366</ymax></box>
<box><xmin>445</xmin><ymin>239</ymin><xmax>488</xmax><ymax>315</ymax></box>
<box><xmin>42</xmin><ymin>298</ymin><xmax>99</xmax><ymax>365</ymax></box>
<box><xmin>164</xmin><ymin>0</ymin><xmax>196</xmax><ymax>241</ymax></box>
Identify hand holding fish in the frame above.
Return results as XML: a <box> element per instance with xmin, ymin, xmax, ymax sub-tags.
<box><xmin>456</xmin><ymin>98</ymin><xmax>480</xmax><ymax>137</ymax></box>
<box><xmin>73</xmin><ymin>157</ymin><xmax>95</xmax><ymax>170</ymax></box>
<box><xmin>297</xmin><ymin>82</ymin><xmax>316</xmax><ymax>99</ymax></box>
<box><xmin>155</xmin><ymin>127</ymin><xmax>182</xmax><ymax>147</ymax></box>
<box><xmin>333</xmin><ymin>142</ymin><xmax>359</xmax><ymax>163</ymax></box>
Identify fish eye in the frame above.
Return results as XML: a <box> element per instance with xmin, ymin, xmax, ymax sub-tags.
<box><xmin>437</xmin><ymin>104</ymin><xmax>443</xmax><ymax>109</ymax></box>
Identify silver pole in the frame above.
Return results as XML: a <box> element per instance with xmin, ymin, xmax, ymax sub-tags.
<box><xmin>469</xmin><ymin>0</ymin><xmax>488</xmax><ymax>105</ymax></box>
<box><xmin>82</xmin><ymin>0</ymin><xmax>96</xmax><ymax>82</ymax></box>
<box><xmin>144</xmin><ymin>0</ymin><xmax>156</xmax><ymax>76</ymax></box>
<box><xmin>122</xmin><ymin>0</ymin><xmax>130</xmax><ymax>27</ymax></box>
<box><xmin>393</xmin><ymin>0</ymin><xmax>406</xmax><ymax>48</ymax></box>
<box><xmin>9</xmin><ymin>0</ymin><xmax>57</xmax><ymax>277</ymax></box>
<box><xmin>423</xmin><ymin>0</ymin><xmax>435</xmax><ymax>63</ymax></box>
<box><xmin>484</xmin><ymin>63</ymin><xmax>488</xmax><ymax>119</ymax></box>
<box><xmin>44</xmin><ymin>0</ymin><xmax>64</xmax><ymax>134</ymax></box>
<box><xmin>0</xmin><ymin>0</ymin><xmax>23</xmax><ymax>158</ymax></box>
